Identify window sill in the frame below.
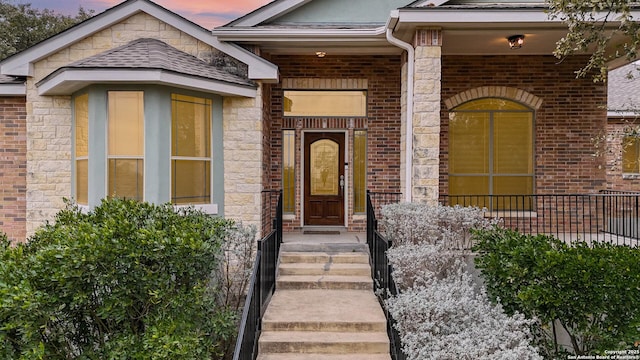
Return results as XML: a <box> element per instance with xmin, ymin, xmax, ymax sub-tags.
<box><xmin>622</xmin><ymin>173</ymin><xmax>640</xmax><ymax>180</ymax></box>
<box><xmin>175</xmin><ymin>204</ymin><xmax>218</xmax><ymax>215</ymax></box>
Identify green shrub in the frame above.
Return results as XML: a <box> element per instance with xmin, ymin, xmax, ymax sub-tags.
<box><xmin>473</xmin><ymin>227</ymin><xmax>640</xmax><ymax>357</ymax></box>
<box><xmin>0</xmin><ymin>198</ymin><xmax>238</xmax><ymax>359</ymax></box>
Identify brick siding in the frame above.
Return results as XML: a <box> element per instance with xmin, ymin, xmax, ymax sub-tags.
<box><xmin>265</xmin><ymin>55</ymin><xmax>402</xmax><ymax>231</ymax></box>
<box><xmin>440</xmin><ymin>55</ymin><xmax>608</xmax><ymax>196</ymax></box>
<box><xmin>0</xmin><ymin>96</ymin><xmax>27</xmax><ymax>242</ymax></box>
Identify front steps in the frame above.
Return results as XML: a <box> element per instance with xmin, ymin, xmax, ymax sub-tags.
<box><xmin>257</xmin><ymin>243</ymin><xmax>391</xmax><ymax>360</ymax></box>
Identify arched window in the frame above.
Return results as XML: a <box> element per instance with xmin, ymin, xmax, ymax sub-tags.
<box><xmin>449</xmin><ymin>98</ymin><xmax>534</xmax><ymax>209</ymax></box>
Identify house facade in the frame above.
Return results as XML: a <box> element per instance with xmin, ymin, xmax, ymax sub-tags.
<box><xmin>0</xmin><ymin>0</ymin><xmax>636</xmax><ymax>241</ymax></box>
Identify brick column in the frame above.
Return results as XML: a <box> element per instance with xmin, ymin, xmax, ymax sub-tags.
<box><xmin>412</xmin><ymin>29</ymin><xmax>442</xmax><ymax>204</ymax></box>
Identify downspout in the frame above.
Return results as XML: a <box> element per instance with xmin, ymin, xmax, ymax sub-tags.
<box><xmin>385</xmin><ymin>10</ymin><xmax>414</xmax><ymax>202</ymax></box>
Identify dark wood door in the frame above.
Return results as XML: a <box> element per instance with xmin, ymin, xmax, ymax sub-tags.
<box><xmin>304</xmin><ymin>132</ymin><xmax>345</xmax><ymax>226</ymax></box>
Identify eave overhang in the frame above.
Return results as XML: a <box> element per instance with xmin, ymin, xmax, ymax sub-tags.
<box><xmin>36</xmin><ymin>68</ymin><xmax>258</xmax><ymax>97</ymax></box>
<box><xmin>0</xmin><ymin>83</ymin><xmax>26</xmax><ymax>96</ymax></box>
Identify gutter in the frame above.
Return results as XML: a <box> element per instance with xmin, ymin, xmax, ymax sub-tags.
<box><xmin>385</xmin><ymin>10</ymin><xmax>414</xmax><ymax>203</ymax></box>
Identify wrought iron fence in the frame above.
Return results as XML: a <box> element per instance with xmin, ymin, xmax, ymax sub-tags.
<box><xmin>366</xmin><ymin>191</ymin><xmax>406</xmax><ymax>360</ymax></box>
<box><xmin>440</xmin><ymin>193</ymin><xmax>639</xmax><ymax>246</ymax></box>
<box><xmin>233</xmin><ymin>190</ymin><xmax>282</xmax><ymax>360</ymax></box>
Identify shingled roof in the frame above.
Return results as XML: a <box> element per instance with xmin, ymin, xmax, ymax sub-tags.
<box><xmin>45</xmin><ymin>38</ymin><xmax>254</xmax><ymax>88</ymax></box>
<box><xmin>608</xmin><ymin>62</ymin><xmax>640</xmax><ymax>114</ymax></box>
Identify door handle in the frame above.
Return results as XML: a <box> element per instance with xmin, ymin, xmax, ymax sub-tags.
<box><xmin>339</xmin><ymin>175</ymin><xmax>345</xmax><ymax>196</ymax></box>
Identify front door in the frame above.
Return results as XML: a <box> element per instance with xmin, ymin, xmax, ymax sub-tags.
<box><xmin>304</xmin><ymin>132</ymin><xmax>345</xmax><ymax>226</ymax></box>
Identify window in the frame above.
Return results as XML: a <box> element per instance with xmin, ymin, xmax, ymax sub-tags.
<box><xmin>284</xmin><ymin>91</ymin><xmax>367</xmax><ymax>117</ymax></box>
<box><xmin>283</xmin><ymin>130</ymin><xmax>295</xmax><ymax>213</ymax></box>
<box><xmin>108</xmin><ymin>91</ymin><xmax>144</xmax><ymax>201</ymax></box>
<box><xmin>449</xmin><ymin>98</ymin><xmax>534</xmax><ymax>209</ymax></box>
<box><xmin>171</xmin><ymin>94</ymin><xmax>212</xmax><ymax>204</ymax></box>
<box><xmin>623</xmin><ymin>136</ymin><xmax>640</xmax><ymax>173</ymax></box>
<box><xmin>353</xmin><ymin>130</ymin><xmax>367</xmax><ymax>213</ymax></box>
<box><xmin>74</xmin><ymin>93</ymin><xmax>89</xmax><ymax>205</ymax></box>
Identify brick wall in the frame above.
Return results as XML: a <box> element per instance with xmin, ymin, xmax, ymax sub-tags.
<box><xmin>0</xmin><ymin>96</ymin><xmax>27</xmax><ymax>241</ymax></box>
<box><xmin>606</xmin><ymin>119</ymin><xmax>640</xmax><ymax>190</ymax></box>
<box><xmin>440</xmin><ymin>55</ymin><xmax>608</xmax><ymax>196</ymax></box>
<box><xmin>267</xmin><ymin>55</ymin><xmax>402</xmax><ymax>231</ymax></box>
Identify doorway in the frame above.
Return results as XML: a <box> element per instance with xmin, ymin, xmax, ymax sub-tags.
<box><xmin>304</xmin><ymin>132</ymin><xmax>345</xmax><ymax>226</ymax></box>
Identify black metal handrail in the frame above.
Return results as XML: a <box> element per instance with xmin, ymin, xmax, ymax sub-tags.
<box><xmin>233</xmin><ymin>190</ymin><xmax>282</xmax><ymax>360</ymax></box>
<box><xmin>440</xmin><ymin>193</ymin><xmax>639</xmax><ymax>246</ymax></box>
<box><xmin>366</xmin><ymin>191</ymin><xmax>406</xmax><ymax>360</ymax></box>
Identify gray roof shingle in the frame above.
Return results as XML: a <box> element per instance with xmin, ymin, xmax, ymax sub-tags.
<box><xmin>608</xmin><ymin>62</ymin><xmax>640</xmax><ymax>113</ymax></box>
<box><xmin>60</xmin><ymin>38</ymin><xmax>254</xmax><ymax>87</ymax></box>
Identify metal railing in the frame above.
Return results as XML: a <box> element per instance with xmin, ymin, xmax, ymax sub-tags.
<box><xmin>440</xmin><ymin>193</ymin><xmax>639</xmax><ymax>246</ymax></box>
<box><xmin>366</xmin><ymin>191</ymin><xmax>406</xmax><ymax>360</ymax></box>
<box><xmin>233</xmin><ymin>190</ymin><xmax>282</xmax><ymax>360</ymax></box>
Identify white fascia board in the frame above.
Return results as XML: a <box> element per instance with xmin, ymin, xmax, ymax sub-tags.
<box><xmin>396</xmin><ymin>7</ymin><xmax>640</xmax><ymax>26</ymax></box>
<box><xmin>225</xmin><ymin>0</ymin><xmax>312</xmax><ymax>27</ymax></box>
<box><xmin>213</xmin><ymin>27</ymin><xmax>387</xmax><ymax>40</ymax></box>
<box><xmin>37</xmin><ymin>69</ymin><xmax>257</xmax><ymax>98</ymax></box>
<box><xmin>0</xmin><ymin>83</ymin><xmax>26</xmax><ymax>96</ymax></box>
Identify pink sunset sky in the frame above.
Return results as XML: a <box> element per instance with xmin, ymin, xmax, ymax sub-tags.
<box><xmin>14</xmin><ymin>0</ymin><xmax>273</xmax><ymax>28</ymax></box>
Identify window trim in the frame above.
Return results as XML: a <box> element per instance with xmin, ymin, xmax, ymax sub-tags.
<box><xmin>283</xmin><ymin>89</ymin><xmax>368</xmax><ymax>118</ymax></box>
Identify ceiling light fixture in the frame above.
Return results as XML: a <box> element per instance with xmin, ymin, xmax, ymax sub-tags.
<box><xmin>315</xmin><ymin>51</ymin><xmax>326</xmax><ymax>58</ymax></box>
<box><xmin>507</xmin><ymin>35</ymin><xmax>525</xmax><ymax>49</ymax></box>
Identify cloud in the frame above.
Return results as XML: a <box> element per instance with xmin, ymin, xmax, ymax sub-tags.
<box><xmin>19</xmin><ymin>0</ymin><xmax>272</xmax><ymax>28</ymax></box>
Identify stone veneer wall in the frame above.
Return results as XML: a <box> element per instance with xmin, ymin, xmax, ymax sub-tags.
<box><xmin>412</xmin><ymin>29</ymin><xmax>442</xmax><ymax>204</ymax></box>
<box><xmin>440</xmin><ymin>55</ymin><xmax>608</xmax><ymax>196</ymax></box>
<box><xmin>267</xmin><ymin>55</ymin><xmax>402</xmax><ymax>232</ymax></box>
<box><xmin>223</xmin><ymin>87</ymin><xmax>264</xmax><ymax>231</ymax></box>
<box><xmin>0</xmin><ymin>96</ymin><xmax>27</xmax><ymax>241</ymax></box>
<box><xmin>26</xmin><ymin>12</ymin><xmax>259</xmax><ymax>236</ymax></box>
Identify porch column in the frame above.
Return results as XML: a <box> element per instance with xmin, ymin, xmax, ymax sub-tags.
<box><xmin>411</xmin><ymin>29</ymin><xmax>442</xmax><ymax>204</ymax></box>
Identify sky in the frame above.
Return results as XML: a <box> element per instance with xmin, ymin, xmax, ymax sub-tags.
<box><xmin>11</xmin><ymin>0</ymin><xmax>273</xmax><ymax>28</ymax></box>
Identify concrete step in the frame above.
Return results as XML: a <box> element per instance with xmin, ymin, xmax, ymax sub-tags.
<box><xmin>258</xmin><ymin>331</ymin><xmax>390</xmax><ymax>354</ymax></box>
<box><xmin>278</xmin><ymin>262</ymin><xmax>371</xmax><ymax>277</ymax></box>
<box><xmin>280</xmin><ymin>242</ymin><xmax>368</xmax><ymax>253</ymax></box>
<box><xmin>280</xmin><ymin>252</ymin><xmax>370</xmax><ymax>265</ymax></box>
<box><xmin>262</xmin><ymin>289</ymin><xmax>386</xmax><ymax>332</ymax></box>
<box><xmin>257</xmin><ymin>354</ymin><xmax>392</xmax><ymax>360</ymax></box>
<box><xmin>276</xmin><ymin>275</ymin><xmax>373</xmax><ymax>290</ymax></box>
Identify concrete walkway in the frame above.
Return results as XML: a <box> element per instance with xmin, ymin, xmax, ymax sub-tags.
<box><xmin>256</xmin><ymin>230</ymin><xmax>391</xmax><ymax>360</ymax></box>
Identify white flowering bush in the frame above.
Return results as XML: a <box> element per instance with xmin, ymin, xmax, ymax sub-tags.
<box><xmin>382</xmin><ymin>203</ymin><xmax>541</xmax><ymax>359</ymax></box>
<box><xmin>386</xmin><ymin>265</ymin><xmax>542</xmax><ymax>360</ymax></box>
<box><xmin>380</xmin><ymin>203</ymin><xmax>496</xmax><ymax>249</ymax></box>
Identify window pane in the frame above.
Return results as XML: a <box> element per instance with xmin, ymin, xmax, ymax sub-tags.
<box><xmin>455</xmin><ymin>98</ymin><xmax>529</xmax><ymax>111</ymax></box>
<box><xmin>76</xmin><ymin>159</ymin><xmax>88</xmax><ymax>205</ymax></box>
<box><xmin>449</xmin><ymin>112</ymin><xmax>489</xmax><ymax>173</ymax></box>
<box><xmin>449</xmin><ymin>175</ymin><xmax>490</xmax><ymax>207</ymax></box>
<box><xmin>623</xmin><ymin>137</ymin><xmax>640</xmax><ymax>173</ymax></box>
<box><xmin>494</xmin><ymin>112</ymin><xmax>533</xmax><ymax>174</ymax></box>
<box><xmin>108</xmin><ymin>91</ymin><xmax>144</xmax><ymax>156</ymax></box>
<box><xmin>172</xmin><ymin>94</ymin><xmax>211</xmax><ymax>158</ymax></box>
<box><xmin>108</xmin><ymin>159</ymin><xmax>143</xmax><ymax>201</ymax></box>
<box><xmin>310</xmin><ymin>139</ymin><xmax>339</xmax><ymax>196</ymax></box>
<box><xmin>353</xmin><ymin>130</ymin><xmax>367</xmax><ymax>213</ymax></box>
<box><xmin>493</xmin><ymin>177</ymin><xmax>534</xmax><ymax>210</ymax></box>
<box><xmin>172</xmin><ymin>160</ymin><xmax>210</xmax><ymax>204</ymax></box>
<box><xmin>75</xmin><ymin>94</ymin><xmax>88</xmax><ymax>157</ymax></box>
<box><xmin>284</xmin><ymin>91</ymin><xmax>366</xmax><ymax>117</ymax></box>
<box><xmin>283</xmin><ymin>130</ymin><xmax>295</xmax><ymax>213</ymax></box>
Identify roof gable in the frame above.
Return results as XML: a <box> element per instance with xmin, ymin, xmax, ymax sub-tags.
<box><xmin>0</xmin><ymin>0</ymin><xmax>277</xmax><ymax>81</ymax></box>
